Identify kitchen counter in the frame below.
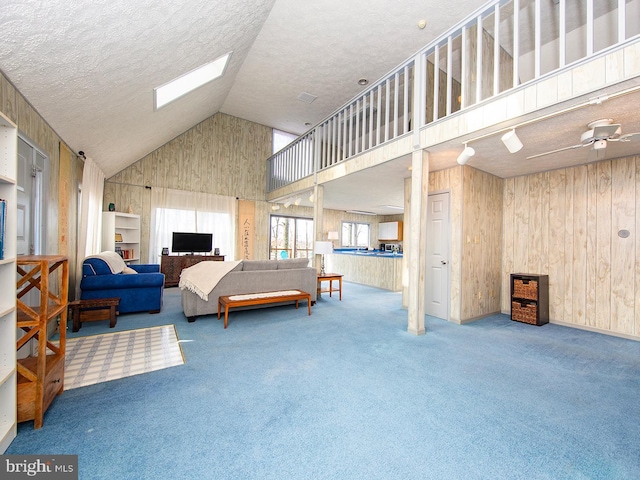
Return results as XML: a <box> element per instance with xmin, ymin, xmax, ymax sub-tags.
<box><xmin>325</xmin><ymin>249</ymin><xmax>403</xmax><ymax>291</ymax></box>
<box><xmin>333</xmin><ymin>248</ymin><xmax>403</xmax><ymax>258</ymax></box>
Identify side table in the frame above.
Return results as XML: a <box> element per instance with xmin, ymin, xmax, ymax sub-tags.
<box><xmin>317</xmin><ymin>273</ymin><xmax>343</xmax><ymax>300</ymax></box>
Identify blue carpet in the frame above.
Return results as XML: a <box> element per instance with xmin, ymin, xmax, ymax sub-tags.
<box><xmin>6</xmin><ymin>283</ymin><xmax>640</xmax><ymax>479</ymax></box>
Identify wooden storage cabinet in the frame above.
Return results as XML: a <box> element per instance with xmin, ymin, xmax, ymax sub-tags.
<box><xmin>102</xmin><ymin>212</ymin><xmax>141</xmax><ymax>263</ymax></box>
<box><xmin>16</xmin><ymin>255</ymin><xmax>68</xmax><ymax>429</ymax></box>
<box><xmin>0</xmin><ymin>111</ymin><xmax>17</xmax><ymax>452</ymax></box>
<box><xmin>510</xmin><ymin>274</ymin><xmax>549</xmax><ymax>326</ymax></box>
<box><xmin>161</xmin><ymin>255</ymin><xmax>225</xmax><ymax>287</ymax></box>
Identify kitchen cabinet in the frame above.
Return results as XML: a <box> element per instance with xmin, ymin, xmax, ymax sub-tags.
<box><xmin>378</xmin><ymin>221</ymin><xmax>403</xmax><ymax>241</ymax></box>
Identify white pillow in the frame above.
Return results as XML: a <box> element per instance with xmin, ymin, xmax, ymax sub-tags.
<box><xmin>122</xmin><ymin>266</ymin><xmax>138</xmax><ymax>274</ymax></box>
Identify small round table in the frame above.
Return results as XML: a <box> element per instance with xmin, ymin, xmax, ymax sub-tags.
<box><xmin>317</xmin><ymin>273</ymin><xmax>343</xmax><ymax>300</ymax></box>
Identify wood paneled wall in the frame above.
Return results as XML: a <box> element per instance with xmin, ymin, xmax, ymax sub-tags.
<box><xmin>0</xmin><ymin>72</ymin><xmax>82</xmax><ymax>297</ymax></box>
<box><xmin>502</xmin><ymin>156</ymin><xmax>640</xmax><ymax>339</ymax></box>
<box><xmin>461</xmin><ymin>167</ymin><xmax>503</xmax><ymax>320</ymax></box>
<box><xmin>105</xmin><ymin>113</ymin><xmax>273</xmax><ymax>261</ymax></box>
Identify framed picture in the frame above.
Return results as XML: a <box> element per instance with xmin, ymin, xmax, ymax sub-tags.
<box><xmin>115</xmin><ymin>233</ymin><xmax>123</xmax><ymax>242</ymax></box>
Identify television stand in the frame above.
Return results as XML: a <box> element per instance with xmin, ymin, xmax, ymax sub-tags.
<box><xmin>161</xmin><ymin>254</ymin><xmax>225</xmax><ymax>287</ymax></box>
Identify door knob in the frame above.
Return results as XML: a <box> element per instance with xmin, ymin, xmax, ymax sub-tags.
<box><xmin>441</xmin><ymin>260</ymin><xmax>448</xmax><ymax>265</ymax></box>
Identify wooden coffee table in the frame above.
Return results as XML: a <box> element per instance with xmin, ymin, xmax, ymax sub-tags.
<box><xmin>317</xmin><ymin>273</ymin><xmax>343</xmax><ymax>300</ymax></box>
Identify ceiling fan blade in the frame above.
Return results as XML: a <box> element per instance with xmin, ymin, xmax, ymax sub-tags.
<box><xmin>526</xmin><ymin>143</ymin><xmax>587</xmax><ymax>160</ymax></box>
<box><xmin>618</xmin><ymin>132</ymin><xmax>640</xmax><ymax>142</ymax></box>
<box><xmin>592</xmin><ymin>124</ymin><xmax>621</xmax><ymax>139</ymax></box>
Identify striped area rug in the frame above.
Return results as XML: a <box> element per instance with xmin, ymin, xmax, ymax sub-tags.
<box><xmin>63</xmin><ymin>325</ymin><xmax>184</xmax><ymax>390</ymax></box>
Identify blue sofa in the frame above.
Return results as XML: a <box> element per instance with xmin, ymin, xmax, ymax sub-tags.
<box><xmin>80</xmin><ymin>256</ymin><xmax>165</xmax><ymax>314</ymax></box>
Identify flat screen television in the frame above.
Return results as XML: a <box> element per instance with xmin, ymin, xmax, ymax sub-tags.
<box><xmin>171</xmin><ymin>232</ymin><xmax>212</xmax><ymax>254</ymax></box>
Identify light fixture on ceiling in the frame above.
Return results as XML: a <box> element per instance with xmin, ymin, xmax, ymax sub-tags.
<box><xmin>294</xmin><ymin>197</ymin><xmax>302</xmax><ymax>206</ymax></box>
<box><xmin>456</xmin><ymin>144</ymin><xmax>475</xmax><ymax>165</ymax></box>
<box><xmin>283</xmin><ymin>198</ymin><xmax>293</xmax><ymax>208</ymax></box>
<box><xmin>315</xmin><ymin>241</ymin><xmax>333</xmax><ymax>275</ymax></box>
<box><xmin>501</xmin><ymin>129</ymin><xmax>523</xmax><ymax>153</ymax></box>
<box><xmin>154</xmin><ymin>52</ymin><xmax>232</xmax><ymax>110</ymax></box>
<box><xmin>346</xmin><ymin>210</ymin><xmax>377</xmax><ymax>216</ymax></box>
<box><xmin>358</xmin><ymin>78</ymin><xmax>368</xmax><ymax>86</ymax></box>
<box><xmin>304</xmin><ymin>122</ymin><xmax>312</xmax><ymax>127</ymax></box>
<box><xmin>418</xmin><ymin>19</ymin><xmax>427</xmax><ymax>29</ymax></box>
<box><xmin>271</xmin><ymin>204</ymin><xmax>280</xmax><ymax>211</ymax></box>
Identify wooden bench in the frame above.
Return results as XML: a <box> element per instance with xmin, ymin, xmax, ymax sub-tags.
<box><xmin>69</xmin><ymin>298</ymin><xmax>120</xmax><ymax>332</ymax></box>
<box><xmin>217</xmin><ymin>290</ymin><xmax>311</xmax><ymax>329</ymax></box>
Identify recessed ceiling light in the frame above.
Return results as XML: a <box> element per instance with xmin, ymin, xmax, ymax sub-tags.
<box><xmin>358</xmin><ymin>78</ymin><xmax>368</xmax><ymax>86</ymax></box>
<box><xmin>154</xmin><ymin>52</ymin><xmax>232</xmax><ymax>110</ymax></box>
<box><xmin>304</xmin><ymin>122</ymin><xmax>312</xmax><ymax>127</ymax></box>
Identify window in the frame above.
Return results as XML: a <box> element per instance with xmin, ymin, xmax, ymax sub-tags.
<box><xmin>273</xmin><ymin>129</ymin><xmax>298</xmax><ymax>154</ymax></box>
<box><xmin>270</xmin><ymin>215</ymin><xmax>314</xmax><ymax>259</ymax></box>
<box><xmin>149</xmin><ymin>188</ymin><xmax>235</xmax><ymax>262</ymax></box>
<box><xmin>341</xmin><ymin>221</ymin><xmax>370</xmax><ymax>248</ymax></box>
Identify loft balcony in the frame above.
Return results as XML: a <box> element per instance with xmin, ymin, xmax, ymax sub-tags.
<box><xmin>266</xmin><ymin>0</ymin><xmax>640</xmax><ymax>205</ymax></box>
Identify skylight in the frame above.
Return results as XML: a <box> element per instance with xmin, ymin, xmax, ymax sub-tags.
<box><xmin>154</xmin><ymin>52</ymin><xmax>232</xmax><ymax>110</ymax></box>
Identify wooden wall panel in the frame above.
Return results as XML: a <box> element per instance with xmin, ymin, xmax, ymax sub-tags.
<box><xmin>585</xmin><ymin>164</ymin><xmax>598</xmax><ymax>327</ymax></box>
<box><xmin>501</xmin><ymin>178</ymin><xmax>515</xmax><ymax>313</ymax></box>
<box><xmin>610</xmin><ymin>158</ymin><xmax>635</xmax><ymax>335</ymax></box>
<box><xmin>595</xmin><ymin>162</ymin><xmax>612</xmax><ymax>330</ymax></box>
<box><xmin>572</xmin><ymin>166</ymin><xmax>588</xmax><ymax>326</ymax></box>
<box><xmin>104</xmin><ymin>113</ymin><xmax>272</xmax><ymax>260</ymax></box>
<box><xmin>503</xmin><ymin>156</ymin><xmax>640</xmax><ymax>339</ymax></box>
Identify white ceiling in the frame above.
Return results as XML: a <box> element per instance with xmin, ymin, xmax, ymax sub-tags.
<box><xmin>1</xmin><ymin>0</ymin><xmax>639</xmax><ymax>217</ymax></box>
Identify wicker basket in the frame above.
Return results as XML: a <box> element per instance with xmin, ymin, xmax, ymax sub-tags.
<box><xmin>511</xmin><ymin>301</ymin><xmax>538</xmax><ymax>324</ymax></box>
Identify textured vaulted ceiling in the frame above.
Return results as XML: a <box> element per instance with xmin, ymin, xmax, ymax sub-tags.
<box><xmin>0</xmin><ymin>0</ymin><xmax>486</xmax><ymax>178</ymax></box>
<box><xmin>1</xmin><ymin>1</ymin><xmax>639</xmax><ymax>217</ymax></box>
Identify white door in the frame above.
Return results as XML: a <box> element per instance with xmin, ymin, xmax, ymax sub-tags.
<box><xmin>425</xmin><ymin>192</ymin><xmax>450</xmax><ymax>319</ymax></box>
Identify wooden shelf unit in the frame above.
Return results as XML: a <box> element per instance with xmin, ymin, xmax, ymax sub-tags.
<box><xmin>16</xmin><ymin>255</ymin><xmax>69</xmax><ymax>429</ymax></box>
<box><xmin>510</xmin><ymin>273</ymin><xmax>549</xmax><ymax>326</ymax></box>
<box><xmin>0</xmin><ymin>111</ymin><xmax>17</xmax><ymax>452</ymax></box>
<box><xmin>161</xmin><ymin>254</ymin><xmax>225</xmax><ymax>287</ymax></box>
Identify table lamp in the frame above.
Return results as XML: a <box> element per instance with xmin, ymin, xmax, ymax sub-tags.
<box><xmin>315</xmin><ymin>241</ymin><xmax>333</xmax><ymax>275</ymax></box>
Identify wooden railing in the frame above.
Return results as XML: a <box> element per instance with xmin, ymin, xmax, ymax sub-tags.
<box><xmin>267</xmin><ymin>0</ymin><xmax>639</xmax><ymax>192</ymax></box>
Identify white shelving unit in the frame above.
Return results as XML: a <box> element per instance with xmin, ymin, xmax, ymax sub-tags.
<box><xmin>102</xmin><ymin>212</ymin><xmax>141</xmax><ymax>263</ymax></box>
<box><xmin>0</xmin><ymin>111</ymin><xmax>17</xmax><ymax>453</ymax></box>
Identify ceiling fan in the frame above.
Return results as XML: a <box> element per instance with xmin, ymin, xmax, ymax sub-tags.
<box><xmin>527</xmin><ymin>119</ymin><xmax>640</xmax><ymax>161</ymax></box>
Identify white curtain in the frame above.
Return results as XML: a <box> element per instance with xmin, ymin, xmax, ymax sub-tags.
<box><xmin>75</xmin><ymin>157</ymin><xmax>105</xmax><ymax>299</ymax></box>
<box><xmin>149</xmin><ymin>187</ymin><xmax>236</xmax><ymax>263</ymax></box>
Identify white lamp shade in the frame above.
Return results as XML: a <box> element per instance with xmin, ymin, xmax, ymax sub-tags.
<box><xmin>327</xmin><ymin>231</ymin><xmax>339</xmax><ymax>240</ymax></box>
<box><xmin>501</xmin><ymin>130</ymin><xmax>523</xmax><ymax>153</ymax></box>
<box><xmin>315</xmin><ymin>241</ymin><xmax>333</xmax><ymax>255</ymax></box>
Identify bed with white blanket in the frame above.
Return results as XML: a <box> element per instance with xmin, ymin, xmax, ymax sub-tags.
<box><xmin>179</xmin><ymin>258</ymin><xmax>318</xmax><ymax>321</ymax></box>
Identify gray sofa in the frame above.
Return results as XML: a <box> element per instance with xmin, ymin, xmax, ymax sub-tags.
<box><xmin>181</xmin><ymin>258</ymin><xmax>317</xmax><ymax>321</ymax></box>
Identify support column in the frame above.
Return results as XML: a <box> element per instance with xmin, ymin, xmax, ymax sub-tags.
<box><xmin>312</xmin><ymin>184</ymin><xmax>324</xmax><ymax>272</ymax></box>
<box><xmin>407</xmin><ymin>149</ymin><xmax>430</xmax><ymax>335</ymax></box>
